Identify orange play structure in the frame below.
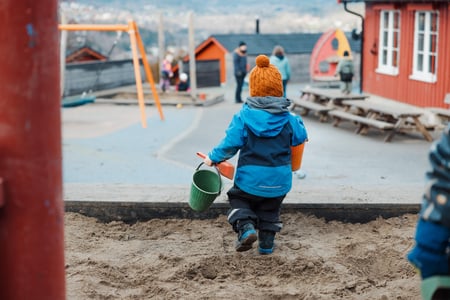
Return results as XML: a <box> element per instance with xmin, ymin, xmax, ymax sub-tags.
<box><xmin>59</xmin><ymin>21</ymin><xmax>165</xmax><ymax>127</ymax></box>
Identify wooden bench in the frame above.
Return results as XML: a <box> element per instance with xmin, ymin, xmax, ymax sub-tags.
<box><xmin>428</xmin><ymin>107</ymin><xmax>450</xmax><ymax>122</ymax></box>
<box><xmin>291</xmin><ymin>98</ymin><xmax>333</xmax><ymax>122</ymax></box>
<box><xmin>328</xmin><ymin>110</ymin><xmax>395</xmax><ymax>141</ymax></box>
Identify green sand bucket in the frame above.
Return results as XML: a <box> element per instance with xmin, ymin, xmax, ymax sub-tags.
<box><xmin>421</xmin><ymin>276</ymin><xmax>450</xmax><ymax>300</ymax></box>
<box><xmin>189</xmin><ymin>162</ymin><xmax>222</xmax><ymax>212</ymax></box>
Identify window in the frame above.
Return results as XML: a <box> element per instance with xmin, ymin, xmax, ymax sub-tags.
<box><xmin>376</xmin><ymin>10</ymin><xmax>400</xmax><ymax>75</ymax></box>
<box><xmin>410</xmin><ymin>11</ymin><xmax>439</xmax><ymax>83</ymax></box>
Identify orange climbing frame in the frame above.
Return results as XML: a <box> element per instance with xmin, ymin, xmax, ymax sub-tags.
<box><xmin>59</xmin><ymin>21</ymin><xmax>165</xmax><ymax>126</ymax></box>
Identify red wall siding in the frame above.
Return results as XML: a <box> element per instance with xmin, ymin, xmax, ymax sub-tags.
<box><xmin>363</xmin><ymin>2</ymin><xmax>450</xmax><ymax>108</ymax></box>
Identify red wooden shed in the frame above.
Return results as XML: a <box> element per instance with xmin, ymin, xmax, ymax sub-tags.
<box><xmin>348</xmin><ymin>0</ymin><xmax>450</xmax><ymax>107</ymax></box>
<box><xmin>65</xmin><ymin>46</ymin><xmax>107</xmax><ymax>63</ymax></box>
<box><xmin>191</xmin><ymin>37</ymin><xmax>229</xmax><ymax>84</ymax></box>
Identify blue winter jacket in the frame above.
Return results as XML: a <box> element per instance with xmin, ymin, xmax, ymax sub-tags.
<box><xmin>419</xmin><ymin>124</ymin><xmax>450</xmax><ymax>226</ymax></box>
<box><xmin>269</xmin><ymin>55</ymin><xmax>291</xmax><ymax>81</ymax></box>
<box><xmin>208</xmin><ymin>96</ymin><xmax>308</xmax><ymax>198</ymax></box>
<box><xmin>408</xmin><ymin>125</ymin><xmax>450</xmax><ymax>278</ymax></box>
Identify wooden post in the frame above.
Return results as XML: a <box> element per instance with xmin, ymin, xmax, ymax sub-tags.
<box><xmin>128</xmin><ymin>21</ymin><xmax>148</xmax><ymax>128</ymax></box>
<box><xmin>158</xmin><ymin>13</ymin><xmax>165</xmax><ymax>87</ymax></box>
<box><xmin>0</xmin><ymin>0</ymin><xmax>66</xmax><ymax>298</ymax></box>
<box><xmin>188</xmin><ymin>11</ymin><xmax>197</xmax><ymax>99</ymax></box>
<box><xmin>134</xmin><ymin>21</ymin><xmax>165</xmax><ymax>121</ymax></box>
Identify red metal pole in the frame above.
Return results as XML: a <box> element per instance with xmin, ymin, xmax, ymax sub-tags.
<box><xmin>0</xmin><ymin>1</ymin><xmax>66</xmax><ymax>299</ymax></box>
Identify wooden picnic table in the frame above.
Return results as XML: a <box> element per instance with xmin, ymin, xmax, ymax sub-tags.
<box><xmin>301</xmin><ymin>87</ymin><xmax>369</xmax><ymax>107</ymax></box>
<box><xmin>427</xmin><ymin>107</ymin><xmax>450</xmax><ymax>122</ymax></box>
<box><xmin>342</xmin><ymin>100</ymin><xmax>434</xmax><ymax>142</ymax></box>
<box><xmin>291</xmin><ymin>87</ymin><xmax>369</xmax><ymax>122</ymax></box>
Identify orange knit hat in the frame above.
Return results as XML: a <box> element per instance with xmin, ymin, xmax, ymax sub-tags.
<box><xmin>249</xmin><ymin>55</ymin><xmax>283</xmax><ymax>97</ymax></box>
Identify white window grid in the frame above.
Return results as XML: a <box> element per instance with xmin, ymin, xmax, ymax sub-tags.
<box><xmin>376</xmin><ymin>10</ymin><xmax>400</xmax><ymax>76</ymax></box>
<box><xmin>410</xmin><ymin>10</ymin><xmax>439</xmax><ymax>83</ymax></box>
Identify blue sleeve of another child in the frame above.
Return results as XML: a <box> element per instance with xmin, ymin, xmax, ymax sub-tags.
<box><xmin>421</xmin><ymin>125</ymin><xmax>450</xmax><ymax>227</ymax></box>
<box><xmin>408</xmin><ymin>125</ymin><xmax>450</xmax><ymax>279</ymax></box>
<box><xmin>408</xmin><ymin>219</ymin><xmax>450</xmax><ymax>279</ymax></box>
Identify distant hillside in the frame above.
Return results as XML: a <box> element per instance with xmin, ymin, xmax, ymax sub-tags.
<box><xmin>60</xmin><ymin>0</ymin><xmax>364</xmax><ymax>59</ymax></box>
<box><xmin>63</xmin><ymin>0</ymin><xmax>364</xmax><ymax>33</ymax></box>
<box><xmin>71</xmin><ymin>0</ymin><xmax>341</xmax><ymax>16</ymax></box>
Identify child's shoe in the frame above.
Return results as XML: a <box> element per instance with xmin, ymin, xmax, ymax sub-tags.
<box><xmin>235</xmin><ymin>223</ymin><xmax>257</xmax><ymax>252</ymax></box>
<box><xmin>258</xmin><ymin>230</ymin><xmax>275</xmax><ymax>255</ymax></box>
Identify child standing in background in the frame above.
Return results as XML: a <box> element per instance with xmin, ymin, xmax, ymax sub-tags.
<box><xmin>203</xmin><ymin>55</ymin><xmax>308</xmax><ymax>254</ymax></box>
<box><xmin>160</xmin><ymin>54</ymin><xmax>173</xmax><ymax>92</ymax></box>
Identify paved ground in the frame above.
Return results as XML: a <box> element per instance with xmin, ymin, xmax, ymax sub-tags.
<box><xmin>62</xmin><ymin>83</ymin><xmax>443</xmax><ymax>219</ymax></box>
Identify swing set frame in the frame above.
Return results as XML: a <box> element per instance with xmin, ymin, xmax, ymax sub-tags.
<box><xmin>59</xmin><ymin>20</ymin><xmax>164</xmax><ymax>127</ymax></box>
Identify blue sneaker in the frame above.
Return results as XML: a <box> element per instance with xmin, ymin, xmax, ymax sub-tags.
<box><xmin>258</xmin><ymin>230</ymin><xmax>275</xmax><ymax>255</ymax></box>
<box><xmin>235</xmin><ymin>223</ymin><xmax>257</xmax><ymax>252</ymax></box>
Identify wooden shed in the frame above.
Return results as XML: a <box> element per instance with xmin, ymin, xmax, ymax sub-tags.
<box><xmin>180</xmin><ymin>37</ymin><xmax>226</xmax><ymax>88</ymax></box>
<box><xmin>65</xmin><ymin>46</ymin><xmax>107</xmax><ymax>63</ymax></box>
<box><xmin>350</xmin><ymin>0</ymin><xmax>450</xmax><ymax>107</ymax></box>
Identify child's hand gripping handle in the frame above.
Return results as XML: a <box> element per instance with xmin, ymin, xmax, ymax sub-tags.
<box><xmin>196</xmin><ymin>152</ymin><xmax>235</xmax><ymax>180</ymax></box>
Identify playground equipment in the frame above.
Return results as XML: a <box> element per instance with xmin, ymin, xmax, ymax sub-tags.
<box><xmin>59</xmin><ymin>21</ymin><xmax>165</xmax><ymax>127</ymax></box>
<box><xmin>309</xmin><ymin>28</ymin><xmax>352</xmax><ymax>83</ymax></box>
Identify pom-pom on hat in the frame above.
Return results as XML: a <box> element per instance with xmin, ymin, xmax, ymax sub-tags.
<box><xmin>249</xmin><ymin>55</ymin><xmax>283</xmax><ymax>97</ymax></box>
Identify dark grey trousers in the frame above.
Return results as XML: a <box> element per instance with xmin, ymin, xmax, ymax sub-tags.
<box><xmin>226</xmin><ymin>185</ymin><xmax>285</xmax><ymax>233</ymax></box>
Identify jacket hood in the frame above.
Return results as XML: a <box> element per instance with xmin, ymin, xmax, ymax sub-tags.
<box><xmin>273</xmin><ymin>54</ymin><xmax>284</xmax><ymax>61</ymax></box>
<box><xmin>241</xmin><ymin>96</ymin><xmax>291</xmax><ymax>137</ymax></box>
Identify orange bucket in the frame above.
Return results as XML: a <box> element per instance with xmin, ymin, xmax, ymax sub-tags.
<box><xmin>291</xmin><ymin>143</ymin><xmax>305</xmax><ymax>171</ymax></box>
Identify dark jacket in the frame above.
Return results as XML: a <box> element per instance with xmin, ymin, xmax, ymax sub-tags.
<box><xmin>336</xmin><ymin>57</ymin><xmax>354</xmax><ymax>82</ymax></box>
<box><xmin>233</xmin><ymin>49</ymin><xmax>247</xmax><ymax>77</ymax></box>
<box><xmin>420</xmin><ymin>125</ymin><xmax>450</xmax><ymax>227</ymax></box>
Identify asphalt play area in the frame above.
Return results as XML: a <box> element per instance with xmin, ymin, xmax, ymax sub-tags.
<box><xmin>62</xmin><ymin>83</ymin><xmax>442</xmax><ymax>222</ymax></box>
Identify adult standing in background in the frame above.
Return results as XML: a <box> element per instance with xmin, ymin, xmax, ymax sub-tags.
<box><xmin>270</xmin><ymin>45</ymin><xmax>291</xmax><ymax>98</ymax></box>
<box><xmin>233</xmin><ymin>41</ymin><xmax>248</xmax><ymax>103</ymax></box>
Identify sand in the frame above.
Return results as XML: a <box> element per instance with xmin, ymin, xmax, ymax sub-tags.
<box><xmin>65</xmin><ymin>212</ymin><xmax>421</xmax><ymax>299</ymax></box>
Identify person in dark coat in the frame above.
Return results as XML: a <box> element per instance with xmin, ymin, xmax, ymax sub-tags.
<box><xmin>233</xmin><ymin>41</ymin><xmax>248</xmax><ymax>103</ymax></box>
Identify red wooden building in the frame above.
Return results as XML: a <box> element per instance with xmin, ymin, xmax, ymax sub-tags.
<box><xmin>190</xmin><ymin>37</ymin><xmax>229</xmax><ymax>84</ymax></box>
<box><xmin>348</xmin><ymin>0</ymin><xmax>449</xmax><ymax>107</ymax></box>
<box><xmin>65</xmin><ymin>46</ymin><xmax>107</xmax><ymax>63</ymax></box>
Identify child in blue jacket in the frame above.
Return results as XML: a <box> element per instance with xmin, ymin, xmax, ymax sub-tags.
<box><xmin>408</xmin><ymin>125</ymin><xmax>450</xmax><ymax>279</ymax></box>
<box><xmin>203</xmin><ymin>55</ymin><xmax>308</xmax><ymax>254</ymax></box>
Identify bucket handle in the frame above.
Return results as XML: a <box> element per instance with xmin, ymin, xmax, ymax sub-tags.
<box><xmin>196</xmin><ymin>162</ymin><xmax>222</xmax><ymax>195</ymax></box>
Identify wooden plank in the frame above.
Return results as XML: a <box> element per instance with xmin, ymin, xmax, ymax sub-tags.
<box><xmin>343</xmin><ymin>100</ymin><xmax>422</xmax><ymax>118</ymax></box>
<box><xmin>329</xmin><ymin>110</ymin><xmax>394</xmax><ymax>130</ymax></box>
<box><xmin>291</xmin><ymin>98</ymin><xmax>333</xmax><ymax>122</ymax></box>
<box><xmin>64</xmin><ymin>200</ymin><xmax>420</xmax><ymax>224</ymax></box>
<box><xmin>302</xmin><ymin>87</ymin><xmax>369</xmax><ymax>102</ymax></box>
<box><xmin>428</xmin><ymin>107</ymin><xmax>450</xmax><ymax>119</ymax></box>
<box><xmin>292</xmin><ymin>98</ymin><xmax>332</xmax><ymax>112</ymax></box>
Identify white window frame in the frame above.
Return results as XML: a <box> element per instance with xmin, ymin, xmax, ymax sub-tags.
<box><xmin>376</xmin><ymin>10</ymin><xmax>400</xmax><ymax>76</ymax></box>
<box><xmin>410</xmin><ymin>10</ymin><xmax>439</xmax><ymax>83</ymax></box>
